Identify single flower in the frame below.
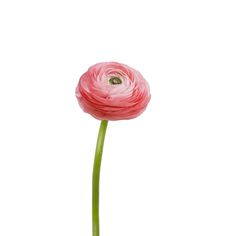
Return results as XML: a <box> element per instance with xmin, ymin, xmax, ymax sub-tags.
<box><xmin>75</xmin><ymin>62</ymin><xmax>151</xmax><ymax>120</ymax></box>
<box><xmin>75</xmin><ymin>62</ymin><xmax>151</xmax><ymax>236</ymax></box>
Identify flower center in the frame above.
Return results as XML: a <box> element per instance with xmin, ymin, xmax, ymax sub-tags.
<box><xmin>109</xmin><ymin>77</ymin><xmax>122</xmax><ymax>85</ymax></box>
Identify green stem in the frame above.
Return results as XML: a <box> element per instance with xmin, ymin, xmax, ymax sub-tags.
<box><xmin>92</xmin><ymin>120</ymin><xmax>108</xmax><ymax>236</ymax></box>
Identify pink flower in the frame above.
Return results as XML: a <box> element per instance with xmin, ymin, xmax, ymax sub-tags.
<box><xmin>75</xmin><ymin>62</ymin><xmax>151</xmax><ymax>121</ymax></box>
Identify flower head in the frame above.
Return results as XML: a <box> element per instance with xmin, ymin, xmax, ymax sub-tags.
<box><xmin>75</xmin><ymin>62</ymin><xmax>151</xmax><ymax>120</ymax></box>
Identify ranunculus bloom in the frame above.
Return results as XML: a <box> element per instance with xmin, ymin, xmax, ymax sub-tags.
<box><xmin>75</xmin><ymin>62</ymin><xmax>151</xmax><ymax>120</ymax></box>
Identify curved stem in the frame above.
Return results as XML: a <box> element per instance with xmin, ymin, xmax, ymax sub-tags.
<box><xmin>92</xmin><ymin>120</ymin><xmax>108</xmax><ymax>236</ymax></box>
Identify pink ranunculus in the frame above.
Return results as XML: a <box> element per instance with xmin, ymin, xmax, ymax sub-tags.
<box><xmin>75</xmin><ymin>62</ymin><xmax>151</xmax><ymax>121</ymax></box>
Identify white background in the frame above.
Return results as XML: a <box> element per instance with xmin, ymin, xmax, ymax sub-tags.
<box><xmin>0</xmin><ymin>0</ymin><xmax>236</xmax><ymax>235</ymax></box>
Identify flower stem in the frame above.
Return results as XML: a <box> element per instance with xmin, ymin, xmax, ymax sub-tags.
<box><xmin>92</xmin><ymin>120</ymin><xmax>108</xmax><ymax>236</ymax></box>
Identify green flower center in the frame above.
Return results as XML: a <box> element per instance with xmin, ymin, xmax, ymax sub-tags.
<box><xmin>109</xmin><ymin>77</ymin><xmax>122</xmax><ymax>85</ymax></box>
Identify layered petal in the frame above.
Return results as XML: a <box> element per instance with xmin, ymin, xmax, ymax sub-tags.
<box><xmin>75</xmin><ymin>62</ymin><xmax>151</xmax><ymax>120</ymax></box>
